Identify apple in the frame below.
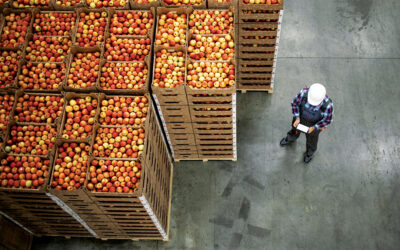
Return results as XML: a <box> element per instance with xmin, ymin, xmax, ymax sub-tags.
<box><xmin>153</xmin><ymin>49</ymin><xmax>185</xmax><ymax>88</ymax></box>
<box><xmin>99</xmin><ymin>62</ymin><xmax>148</xmax><ymax>90</ymax></box>
<box><xmin>105</xmin><ymin>37</ymin><xmax>151</xmax><ymax>62</ymax></box>
<box><xmin>6</xmin><ymin>125</ymin><xmax>57</xmax><ymax>156</ymax></box>
<box><xmin>33</xmin><ymin>12</ymin><xmax>77</xmax><ymax>37</ymax></box>
<box><xmin>188</xmin><ymin>34</ymin><xmax>234</xmax><ymax>60</ymax></box>
<box><xmin>0</xmin><ymin>94</ymin><xmax>15</xmax><ymax>131</ymax></box>
<box><xmin>155</xmin><ymin>12</ymin><xmax>187</xmax><ymax>47</ymax></box>
<box><xmin>87</xmin><ymin>159</ymin><xmax>141</xmax><ymax>193</ymax></box>
<box><xmin>14</xmin><ymin>94</ymin><xmax>64</xmax><ymax>124</ymax></box>
<box><xmin>66</xmin><ymin>52</ymin><xmax>100</xmax><ymax>89</ymax></box>
<box><xmin>0</xmin><ymin>155</ymin><xmax>50</xmax><ymax>189</ymax></box>
<box><xmin>61</xmin><ymin>97</ymin><xmax>98</xmax><ymax>140</ymax></box>
<box><xmin>25</xmin><ymin>36</ymin><xmax>71</xmax><ymax>62</ymax></box>
<box><xmin>98</xmin><ymin>96</ymin><xmax>148</xmax><ymax>126</ymax></box>
<box><xmin>51</xmin><ymin>142</ymin><xmax>89</xmax><ymax>190</ymax></box>
<box><xmin>75</xmin><ymin>11</ymin><xmax>107</xmax><ymax>47</ymax></box>
<box><xmin>0</xmin><ymin>12</ymin><xmax>31</xmax><ymax>48</ymax></box>
<box><xmin>189</xmin><ymin>10</ymin><xmax>234</xmax><ymax>34</ymax></box>
<box><xmin>110</xmin><ymin>11</ymin><xmax>153</xmax><ymax>36</ymax></box>
<box><xmin>18</xmin><ymin>62</ymin><xmax>66</xmax><ymax>91</ymax></box>
<box><xmin>92</xmin><ymin>127</ymin><xmax>145</xmax><ymax>158</ymax></box>
<box><xmin>187</xmin><ymin>61</ymin><xmax>235</xmax><ymax>89</ymax></box>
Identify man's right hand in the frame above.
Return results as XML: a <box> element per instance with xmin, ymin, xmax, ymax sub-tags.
<box><xmin>293</xmin><ymin>118</ymin><xmax>300</xmax><ymax>128</ymax></box>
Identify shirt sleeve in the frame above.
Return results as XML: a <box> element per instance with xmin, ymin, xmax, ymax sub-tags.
<box><xmin>291</xmin><ymin>88</ymin><xmax>307</xmax><ymax>118</ymax></box>
<box><xmin>314</xmin><ymin>101</ymin><xmax>334</xmax><ymax>130</ymax></box>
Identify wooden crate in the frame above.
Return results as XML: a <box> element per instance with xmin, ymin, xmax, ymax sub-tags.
<box><xmin>57</xmin><ymin>92</ymin><xmax>100</xmax><ymax>142</ymax></box>
<box><xmin>107</xmin><ymin>8</ymin><xmax>156</xmax><ymax>39</ymax></box>
<box><xmin>152</xmin><ymin>47</ymin><xmax>187</xmax><ymax>102</ymax></box>
<box><xmin>237</xmin><ymin>0</ymin><xmax>284</xmax><ymax>23</ymax></box>
<box><xmin>0</xmin><ymin>48</ymin><xmax>24</xmax><ymax>90</ymax></box>
<box><xmin>86</xmin><ymin>102</ymin><xmax>172</xmax><ymax>240</ymax></box>
<box><xmin>0</xmin><ymin>190</ymin><xmax>93</xmax><ymax>238</ymax></box>
<box><xmin>169</xmin><ymin>133</ymin><xmax>196</xmax><ymax>146</ymax></box>
<box><xmin>0</xmin><ymin>89</ymin><xmax>16</xmax><ymax>140</ymax></box>
<box><xmin>188</xmin><ymin>104</ymin><xmax>233</xmax><ymax>123</ymax></box>
<box><xmin>63</xmin><ymin>46</ymin><xmax>102</xmax><ymax>93</ymax></box>
<box><xmin>97</xmin><ymin>59</ymin><xmax>150</xmax><ymax>95</ymax></box>
<box><xmin>0</xmin><ymin>9</ymin><xmax>34</xmax><ymax>49</ymax></box>
<box><xmin>158</xmin><ymin>105</ymin><xmax>191</xmax><ymax>123</ymax></box>
<box><xmin>165</xmin><ymin>122</ymin><xmax>194</xmax><ymax>134</ymax></box>
<box><xmin>186</xmin><ymin>93</ymin><xmax>234</xmax><ymax>105</ymax></box>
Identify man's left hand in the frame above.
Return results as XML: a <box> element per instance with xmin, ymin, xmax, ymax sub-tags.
<box><xmin>308</xmin><ymin>127</ymin><xmax>315</xmax><ymax>134</ymax></box>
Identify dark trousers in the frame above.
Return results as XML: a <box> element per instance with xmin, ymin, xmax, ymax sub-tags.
<box><xmin>286</xmin><ymin>118</ymin><xmax>320</xmax><ymax>156</ymax></box>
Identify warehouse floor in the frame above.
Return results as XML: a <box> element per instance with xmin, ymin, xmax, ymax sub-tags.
<box><xmin>33</xmin><ymin>0</ymin><xmax>400</xmax><ymax>249</ymax></box>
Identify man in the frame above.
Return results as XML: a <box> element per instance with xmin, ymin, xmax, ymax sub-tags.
<box><xmin>280</xmin><ymin>83</ymin><xmax>334</xmax><ymax>163</ymax></box>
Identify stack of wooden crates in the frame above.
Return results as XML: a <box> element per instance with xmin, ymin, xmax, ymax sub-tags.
<box><xmin>151</xmin><ymin>6</ymin><xmax>237</xmax><ymax>162</ymax></box>
<box><xmin>236</xmin><ymin>0</ymin><xmax>284</xmax><ymax>93</ymax></box>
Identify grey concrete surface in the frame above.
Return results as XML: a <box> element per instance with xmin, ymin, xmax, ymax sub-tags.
<box><xmin>32</xmin><ymin>0</ymin><xmax>400</xmax><ymax>249</ymax></box>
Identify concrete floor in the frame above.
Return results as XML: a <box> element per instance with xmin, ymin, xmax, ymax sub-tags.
<box><xmin>33</xmin><ymin>0</ymin><xmax>400</xmax><ymax>249</ymax></box>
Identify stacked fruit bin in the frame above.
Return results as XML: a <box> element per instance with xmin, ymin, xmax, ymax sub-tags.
<box><xmin>152</xmin><ymin>7</ymin><xmax>237</xmax><ymax>161</ymax></box>
<box><xmin>0</xmin><ymin>5</ymin><xmax>173</xmax><ymax>241</ymax></box>
<box><xmin>236</xmin><ymin>0</ymin><xmax>283</xmax><ymax>92</ymax></box>
<box><xmin>0</xmin><ymin>91</ymin><xmax>94</xmax><ymax>237</ymax></box>
<box><xmin>0</xmin><ymin>7</ymin><xmax>95</xmax><ymax>238</ymax></box>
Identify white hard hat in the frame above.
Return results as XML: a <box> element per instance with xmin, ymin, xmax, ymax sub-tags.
<box><xmin>308</xmin><ymin>83</ymin><xmax>326</xmax><ymax>106</ymax></box>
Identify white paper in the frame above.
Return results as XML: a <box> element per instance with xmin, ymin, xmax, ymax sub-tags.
<box><xmin>296</xmin><ymin>124</ymin><xmax>309</xmax><ymax>133</ymax></box>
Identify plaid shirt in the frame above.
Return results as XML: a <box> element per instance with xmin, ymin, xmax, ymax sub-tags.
<box><xmin>291</xmin><ymin>88</ymin><xmax>334</xmax><ymax>130</ymax></box>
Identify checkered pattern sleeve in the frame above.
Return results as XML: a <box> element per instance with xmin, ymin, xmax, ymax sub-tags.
<box><xmin>314</xmin><ymin>100</ymin><xmax>334</xmax><ymax>130</ymax></box>
<box><xmin>291</xmin><ymin>88</ymin><xmax>308</xmax><ymax>118</ymax></box>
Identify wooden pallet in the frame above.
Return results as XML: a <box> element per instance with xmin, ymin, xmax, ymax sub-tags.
<box><xmin>238</xmin><ymin>87</ymin><xmax>274</xmax><ymax>94</ymax></box>
<box><xmin>174</xmin><ymin>158</ymin><xmax>237</xmax><ymax>162</ymax></box>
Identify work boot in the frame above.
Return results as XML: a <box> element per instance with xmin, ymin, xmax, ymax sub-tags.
<box><xmin>280</xmin><ymin>138</ymin><xmax>289</xmax><ymax>147</ymax></box>
<box><xmin>304</xmin><ymin>153</ymin><xmax>313</xmax><ymax>163</ymax></box>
